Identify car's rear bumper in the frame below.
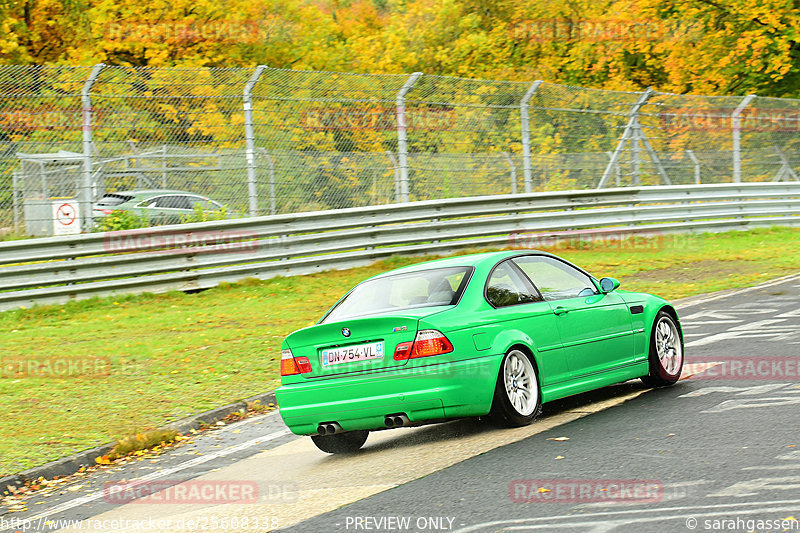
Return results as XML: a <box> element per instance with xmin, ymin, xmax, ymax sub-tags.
<box><xmin>275</xmin><ymin>354</ymin><xmax>501</xmax><ymax>435</ymax></box>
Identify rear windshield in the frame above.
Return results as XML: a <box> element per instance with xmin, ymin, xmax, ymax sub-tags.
<box><xmin>321</xmin><ymin>266</ymin><xmax>472</xmax><ymax>323</ymax></box>
<box><xmin>96</xmin><ymin>194</ymin><xmax>133</xmax><ymax>207</ymax></box>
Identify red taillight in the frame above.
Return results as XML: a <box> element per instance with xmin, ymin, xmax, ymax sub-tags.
<box><xmin>411</xmin><ymin>330</ymin><xmax>454</xmax><ymax>358</ymax></box>
<box><xmin>394</xmin><ymin>341</ymin><xmax>413</xmax><ymax>360</ymax></box>
<box><xmin>295</xmin><ymin>357</ymin><xmax>312</xmax><ymax>373</ymax></box>
<box><xmin>393</xmin><ymin>330</ymin><xmax>453</xmax><ymax>360</ymax></box>
<box><xmin>280</xmin><ymin>349</ymin><xmax>312</xmax><ymax>376</ymax></box>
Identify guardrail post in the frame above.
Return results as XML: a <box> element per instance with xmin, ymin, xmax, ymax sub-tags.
<box><xmin>521</xmin><ymin>81</ymin><xmax>542</xmax><ymax>194</ymax></box>
<box><xmin>732</xmin><ymin>94</ymin><xmax>756</xmax><ymax>183</ymax></box>
<box><xmin>81</xmin><ymin>63</ymin><xmax>104</xmax><ymax>230</ymax></box>
<box><xmin>396</xmin><ymin>72</ymin><xmax>423</xmax><ymax>203</ymax></box>
<box><xmin>598</xmin><ymin>88</ymin><xmax>653</xmax><ymax>189</ymax></box>
<box><xmin>244</xmin><ymin>65</ymin><xmax>266</xmax><ymax>217</ymax></box>
<box><xmin>502</xmin><ymin>152</ymin><xmax>518</xmax><ymax>194</ymax></box>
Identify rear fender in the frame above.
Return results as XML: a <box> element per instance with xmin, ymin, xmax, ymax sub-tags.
<box><xmin>491</xmin><ymin>328</ymin><xmax>541</xmax><ymax>370</ymax></box>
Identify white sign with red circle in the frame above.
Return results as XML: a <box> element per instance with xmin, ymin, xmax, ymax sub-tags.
<box><xmin>52</xmin><ymin>200</ymin><xmax>81</xmax><ymax>235</ymax></box>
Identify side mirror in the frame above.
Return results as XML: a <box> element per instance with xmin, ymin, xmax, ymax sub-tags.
<box><xmin>599</xmin><ymin>277</ymin><xmax>621</xmax><ymax>293</ymax></box>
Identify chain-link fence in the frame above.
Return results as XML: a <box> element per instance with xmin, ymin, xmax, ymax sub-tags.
<box><xmin>2</xmin><ymin>65</ymin><xmax>799</xmax><ymax>237</ymax></box>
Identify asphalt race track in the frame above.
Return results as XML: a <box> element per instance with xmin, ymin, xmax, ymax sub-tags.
<box><xmin>2</xmin><ymin>273</ymin><xmax>799</xmax><ymax>533</ymax></box>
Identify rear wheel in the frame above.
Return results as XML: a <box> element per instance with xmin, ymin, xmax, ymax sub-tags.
<box><xmin>641</xmin><ymin>311</ymin><xmax>684</xmax><ymax>387</ymax></box>
<box><xmin>310</xmin><ymin>430</ymin><xmax>369</xmax><ymax>454</ymax></box>
<box><xmin>489</xmin><ymin>349</ymin><xmax>541</xmax><ymax>427</ymax></box>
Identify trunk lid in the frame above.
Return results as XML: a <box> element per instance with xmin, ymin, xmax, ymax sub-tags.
<box><xmin>285</xmin><ymin>310</ymin><xmax>446</xmax><ymax>378</ymax></box>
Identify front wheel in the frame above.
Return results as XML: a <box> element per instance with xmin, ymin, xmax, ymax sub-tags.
<box><xmin>641</xmin><ymin>311</ymin><xmax>684</xmax><ymax>387</ymax></box>
<box><xmin>489</xmin><ymin>349</ymin><xmax>541</xmax><ymax>427</ymax></box>
<box><xmin>310</xmin><ymin>430</ymin><xmax>369</xmax><ymax>454</ymax></box>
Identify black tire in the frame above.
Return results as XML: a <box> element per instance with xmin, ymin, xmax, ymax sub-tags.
<box><xmin>489</xmin><ymin>348</ymin><xmax>542</xmax><ymax>427</ymax></box>
<box><xmin>641</xmin><ymin>310</ymin><xmax>684</xmax><ymax>387</ymax></box>
<box><xmin>310</xmin><ymin>430</ymin><xmax>369</xmax><ymax>454</ymax></box>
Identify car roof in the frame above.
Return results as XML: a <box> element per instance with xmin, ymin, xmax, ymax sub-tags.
<box><xmin>370</xmin><ymin>250</ymin><xmax>553</xmax><ymax>278</ymax></box>
<box><xmin>101</xmin><ymin>190</ymin><xmax>203</xmax><ymax>197</ymax></box>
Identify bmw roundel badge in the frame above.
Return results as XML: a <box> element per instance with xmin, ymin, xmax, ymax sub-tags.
<box><xmin>342</xmin><ymin>327</ymin><xmax>351</xmax><ymax>337</ymax></box>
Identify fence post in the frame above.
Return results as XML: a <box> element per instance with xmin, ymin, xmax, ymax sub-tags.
<box><xmin>244</xmin><ymin>65</ymin><xmax>266</xmax><ymax>217</ymax></box>
<box><xmin>598</xmin><ymin>88</ymin><xmax>653</xmax><ymax>188</ymax></box>
<box><xmin>12</xmin><ymin>170</ymin><xmax>19</xmax><ymax>233</ymax></box>
<box><xmin>732</xmin><ymin>94</ymin><xmax>756</xmax><ymax>183</ymax></box>
<box><xmin>772</xmin><ymin>145</ymin><xmax>800</xmax><ymax>182</ymax></box>
<box><xmin>386</xmin><ymin>151</ymin><xmax>400</xmax><ymax>202</ymax></box>
<box><xmin>161</xmin><ymin>145</ymin><xmax>167</xmax><ymax>188</ymax></box>
<box><xmin>396</xmin><ymin>72</ymin><xmax>423</xmax><ymax>203</ymax></box>
<box><xmin>604</xmin><ymin>151</ymin><xmax>621</xmax><ymax>187</ymax></box>
<box><xmin>686</xmin><ymin>150</ymin><xmax>700</xmax><ymax>184</ymax></box>
<box><xmin>81</xmin><ymin>63</ymin><xmax>104</xmax><ymax>230</ymax></box>
<box><xmin>265</xmin><ymin>152</ymin><xmax>276</xmax><ymax>214</ymax></box>
<box><xmin>502</xmin><ymin>152</ymin><xmax>517</xmax><ymax>194</ymax></box>
<box><xmin>631</xmin><ymin>126</ymin><xmax>642</xmax><ymax>185</ymax></box>
<box><xmin>521</xmin><ymin>81</ymin><xmax>543</xmax><ymax>194</ymax></box>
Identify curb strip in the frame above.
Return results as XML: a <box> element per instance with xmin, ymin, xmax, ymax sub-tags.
<box><xmin>0</xmin><ymin>391</ymin><xmax>276</xmax><ymax>492</ymax></box>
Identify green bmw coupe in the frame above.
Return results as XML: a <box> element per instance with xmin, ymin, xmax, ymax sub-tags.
<box><xmin>276</xmin><ymin>251</ymin><xmax>684</xmax><ymax>454</ymax></box>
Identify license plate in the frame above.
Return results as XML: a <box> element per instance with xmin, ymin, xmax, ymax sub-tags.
<box><xmin>321</xmin><ymin>341</ymin><xmax>384</xmax><ymax>366</ymax></box>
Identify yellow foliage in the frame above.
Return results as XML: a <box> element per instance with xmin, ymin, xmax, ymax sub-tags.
<box><xmin>1</xmin><ymin>0</ymin><xmax>799</xmax><ymax>96</ymax></box>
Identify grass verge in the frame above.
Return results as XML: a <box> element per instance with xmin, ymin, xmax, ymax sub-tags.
<box><xmin>1</xmin><ymin>226</ymin><xmax>798</xmax><ymax>476</ymax></box>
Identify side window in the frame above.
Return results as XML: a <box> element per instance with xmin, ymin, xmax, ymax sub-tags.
<box><xmin>513</xmin><ymin>256</ymin><xmax>597</xmax><ymax>301</ymax></box>
<box><xmin>188</xmin><ymin>196</ymin><xmax>220</xmax><ymax>211</ymax></box>
<box><xmin>486</xmin><ymin>261</ymin><xmax>541</xmax><ymax>308</ymax></box>
<box><xmin>139</xmin><ymin>196</ymin><xmax>163</xmax><ymax>208</ymax></box>
<box><xmin>158</xmin><ymin>195</ymin><xmax>192</xmax><ymax>209</ymax></box>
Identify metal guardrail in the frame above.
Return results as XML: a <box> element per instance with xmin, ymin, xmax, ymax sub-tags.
<box><xmin>1</xmin><ymin>182</ymin><xmax>798</xmax><ymax>311</ymax></box>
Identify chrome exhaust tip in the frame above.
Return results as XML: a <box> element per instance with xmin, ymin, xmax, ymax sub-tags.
<box><xmin>318</xmin><ymin>422</ymin><xmax>344</xmax><ymax>435</ymax></box>
<box><xmin>385</xmin><ymin>413</ymin><xmax>410</xmax><ymax>428</ymax></box>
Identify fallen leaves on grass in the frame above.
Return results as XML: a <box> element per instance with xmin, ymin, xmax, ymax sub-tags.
<box><xmin>95</xmin><ymin>428</ymin><xmax>179</xmax><ymax>465</ymax></box>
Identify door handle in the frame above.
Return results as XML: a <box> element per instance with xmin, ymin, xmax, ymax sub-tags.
<box><xmin>553</xmin><ymin>306</ymin><xmax>569</xmax><ymax>316</ymax></box>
